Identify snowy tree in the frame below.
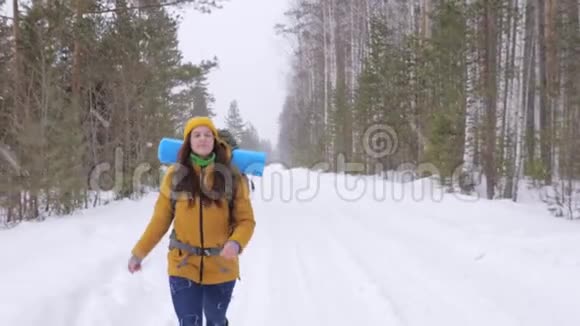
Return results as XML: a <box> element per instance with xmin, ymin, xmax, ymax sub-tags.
<box><xmin>240</xmin><ymin>123</ymin><xmax>261</xmax><ymax>151</ymax></box>
<box><xmin>225</xmin><ymin>100</ymin><xmax>245</xmax><ymax>144</ymax></box>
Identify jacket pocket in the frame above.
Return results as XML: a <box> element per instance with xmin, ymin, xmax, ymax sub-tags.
<box><xmin>204</xmin><ymin>255</ymin><xmax>237</xmax><ymax>279</ymax></box>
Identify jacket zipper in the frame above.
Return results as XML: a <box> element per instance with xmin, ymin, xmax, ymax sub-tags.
<box><xmin>199</xmin><ymin>168</ymin><xmax>205</xmax><ymax>283</ymax></box>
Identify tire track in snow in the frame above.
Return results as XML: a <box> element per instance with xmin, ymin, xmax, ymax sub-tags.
<box><xmin>266</xmin><ymin>213</ymin><xmax>326</xmax><ymax>326</ymax></box>
<box><xmin>288</xmin><ymin>238</ymin><xmax>328</xmax><ymax>325</ymax></box>
<box><xmin>306</xmin><ymin>216</ymin><xmax>407</xmax><ymax>326</ymax></box>
<box><xmin>292</xmin><ymin>218</ymin><xmax>366</xmax><ymax>325</ymax></box>
<box><xmin>228</xmin><ymin>206</ymin><xmax>327</xmax><ymax>326</ymax></box>
<box><xmin>228</xmin><ymin>207</ymin><xmax>276</xmax><ymax>326</ymax></box>
<box><xmin>71</xmin><ymin>251</ymin><xmax>175</xmax><ymax>326</ymax></box>
<box><xmin>348</xmin><ymin>207</ymin><xmax>580</xmax><ymax>326</ymax></box>
<box><xmin>328</xmin><ymin>207</ymin><xmax>522</xmax><ymax>326</ymax></box>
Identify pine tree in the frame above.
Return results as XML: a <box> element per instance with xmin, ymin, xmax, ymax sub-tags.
<box><xmin>240</xmin><ymin>123</ymin><xmax>261</xmax><ymax>151</ymax></box>
<box><xmin>421</xmin><ymin>1</ymin><xmax>468</xmax><ymax>187</ymax></box>
<box><xmin>225</xmin><ymin>100</ymin><xmax>245</xmax><ymax>143</ymax></box>
<box><xmin>0</xmin><ymin>0</ymin><xmax>226</xmax><ymax>223</ymax></box>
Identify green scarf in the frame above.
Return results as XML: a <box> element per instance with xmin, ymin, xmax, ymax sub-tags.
<box><xmin>190</xmin><ymin>152</ymin><xmax>216</xmax><ymax>167</ymax></box>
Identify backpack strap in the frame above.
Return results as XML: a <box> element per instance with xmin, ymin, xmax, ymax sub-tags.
<box><xmin>169</xmin><ymin>168</ymin><xmax>178</xmax><ymax>223</ymax></box>
<box><xmin>227</xmin><ymin>172</ymin><xmax>239</xmax><ymax>235</ymax></box>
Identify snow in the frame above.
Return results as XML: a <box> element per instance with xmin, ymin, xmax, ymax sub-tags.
<box><xmin>2</xmin><ymin>164</ymin><xmax>580</xmax><ymax>326</ymax></box>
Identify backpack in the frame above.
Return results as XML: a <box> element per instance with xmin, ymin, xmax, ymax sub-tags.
<box><xmin>216</xmin><ymin>128</ymin><xmax>255</xmax><ymax>192</ymax></box>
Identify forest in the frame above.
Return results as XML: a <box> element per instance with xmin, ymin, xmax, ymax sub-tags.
<box><xmin>277</xmin><ymin>0</ymin><xmax>580</xmax><ymax>218</ymax></box>
<box><xmin>0</xmin><ymin>0</ymin><xmax>271</xmax><ymax>223</ymax></box>
<box><xmin>1</xmin><ymin>0</ymin><xmax>579</xmax><ymax>223</ymax></box>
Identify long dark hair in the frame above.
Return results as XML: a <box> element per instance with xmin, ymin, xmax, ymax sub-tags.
<box><xmin>173</xmin><ymin>132</ymin><xmax>236</xmax><ymax>207</ymax></box>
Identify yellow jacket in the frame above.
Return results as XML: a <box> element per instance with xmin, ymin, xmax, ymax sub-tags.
<box><xmin>131</xmin><ymin>162</ymin><xmax>256</xmax><ymax>284</ymax></box>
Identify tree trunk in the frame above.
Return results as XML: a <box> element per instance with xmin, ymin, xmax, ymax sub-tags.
<box><xmin>523</xmin><ymin>0</ymin><xmax>537</xmax><ymax>169</ymax></box>
<box><xmin>511</xmin><ymin>0</ymin><xmax>526</xmax><ymax>201</ymax></box>
<box><xmin>11</xmin><ymin>0</ymin><xmax>23</xmax><ymax>222</ymax></box>
<box><xmin>483</xmin><ymin>0</ymin><xmax>498</xmax><ymax>199</ymax></box>
<box><xmin>73</xmin><ymin>0</ymin><xmax>83</xmax><ymax>107</ymax></box>
<box><xmin>537</xmin><ymin>0</ymin><xmax>552</xmax><ymax>183</ymax></box>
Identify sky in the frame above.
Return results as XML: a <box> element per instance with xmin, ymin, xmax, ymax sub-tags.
<box><xmin>175</xmin><ymin>0</ymin><xmax>291</xmax><ymax>146</ymax></box>
<box><xmin>2</xmin><ymin>0</ymin><xmax>291</xmax><ymax>146</ymax></box>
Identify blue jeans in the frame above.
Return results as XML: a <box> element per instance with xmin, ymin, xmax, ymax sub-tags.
<box><xmin>169</xmin><ymin>276</ymin><xmax>236</xmax><ymax>326</ymax></box>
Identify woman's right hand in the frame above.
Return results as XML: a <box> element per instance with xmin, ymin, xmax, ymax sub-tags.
<box><xmin>128</xmin><ymin>255</ymin><xmax>142</xmax><ymax>273</ymax></box>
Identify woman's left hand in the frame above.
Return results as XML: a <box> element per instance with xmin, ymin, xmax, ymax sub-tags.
<box><xmin>220</xmin><ymin>240</ymin><xmax>240</xmax><ymax>260</ymax></box>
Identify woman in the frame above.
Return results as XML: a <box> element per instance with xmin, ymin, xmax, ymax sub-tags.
<box><xmin>128</xmin><ymin>116</ymin><xmax>256</xmax><ymax>326</ymax></box>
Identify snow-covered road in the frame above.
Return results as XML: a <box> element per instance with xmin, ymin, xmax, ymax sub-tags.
<box><xmin>2</xmin><ymin>166</ymin><xmax>580</xmax><ymax>326</ymax></box>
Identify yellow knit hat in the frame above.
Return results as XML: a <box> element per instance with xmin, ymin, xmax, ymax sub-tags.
<box><xmin>183</xmin><ymin>116</ymin><xmax>218</xmax><ymax>140</ymax></box>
